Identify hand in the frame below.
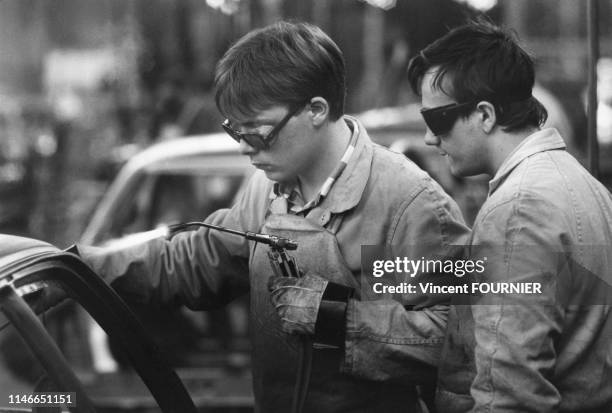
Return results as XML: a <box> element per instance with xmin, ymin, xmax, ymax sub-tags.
<box><xmin>268</xmin><ymin>273</ymin><xmax>328</xmax><ymax>335</ymax></box>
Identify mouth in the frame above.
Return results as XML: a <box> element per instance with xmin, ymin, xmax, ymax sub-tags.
<box><xmin>251</xmin><ymin>162</ymin><xmax>272</xmax><ymax>171</ymax></box>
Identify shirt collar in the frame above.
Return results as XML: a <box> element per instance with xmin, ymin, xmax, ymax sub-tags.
<box><xmin>488</xmin><ymin>128</ymin><xmax>567</xmax><ymax>194</ymax></box>
<box><xmin>270</xmin><ymin>115</ymin><xmax>373</xmax><ymax>214</ymax></box>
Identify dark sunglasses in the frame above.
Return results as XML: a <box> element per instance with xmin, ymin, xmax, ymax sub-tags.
<box><xmin>222</xmin><ymin>105</ymin><xmax>304</xmax><ymax>150</ymax></box>
<box><xmin>420</xmin><ymin>101</ymin><xmax>475</xmax><ymax>136</ymax></box>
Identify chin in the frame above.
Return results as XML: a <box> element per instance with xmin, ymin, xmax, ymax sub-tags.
<box><xmin>450</xmin><ymin>165</ymin><xmax>482</xmax><ymax>178</ymax></box>
<box><xmin>449</xmin><ymin>166</ymin><xmax>462</xmax><ymax>176</ymax></box>
<box><xmin>262</xmin><ymin>169</ymin><xmax>290</xmax><ymax>183</ymax></box>
<box><xmin>445</xmin><ymin>158</ymin><xmax>460</xmax><ymax>176</ymax></box>
<box><xmin>448</xmin><ymin>161</ymin><xmax>470</xmax><ymax>178</ymax></box>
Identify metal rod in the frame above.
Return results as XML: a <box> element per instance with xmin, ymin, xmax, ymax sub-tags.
<box><xmin>587</xmin><ymin>0</ymin><xmax>600</xmax><ymax>178</ymax></box>
<box><xmin>168</xmin><ymin>221</ymin><xmax>298</xmax><ymax>250</ymax></box>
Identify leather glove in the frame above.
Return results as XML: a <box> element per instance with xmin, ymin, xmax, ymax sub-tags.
<box><xmin>268</xmin><ymin>273</ymin><xmax>328</xmax><ymax>335</ymax></box>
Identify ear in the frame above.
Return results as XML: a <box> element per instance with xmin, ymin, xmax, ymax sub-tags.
<box><xmin>307</xmin><ymin>97</ymin><xmax>329</xmax><ymax>127</ymax></box>
<box><xmin>475</xmin><ymin>101</ymin><xmax>497</xmax><ymax>134</ymax></box>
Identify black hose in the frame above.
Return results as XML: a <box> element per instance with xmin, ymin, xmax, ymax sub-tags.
<box><xmin>291</xmin><ymin>338</ymin><xmax>313</xmax><ymax>413</ymax></box>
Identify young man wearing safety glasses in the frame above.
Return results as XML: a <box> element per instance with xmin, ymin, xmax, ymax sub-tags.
<box><xmin>78</xmin><ymin>21</ymin><xmax>470</xmax><ymax>412</ymax></box>
<box><xmin>408</xmin><ymin>21</ymin><xmax>612</xmax><ymax>412</ymax></box>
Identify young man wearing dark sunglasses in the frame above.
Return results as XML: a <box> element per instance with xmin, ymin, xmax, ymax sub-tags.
<box><xmin>77</xmin><ymin>21</ymin><xmax>470</xmax><ymax>412</ymax></box>
<box><xmin>408</xmin><ymin>21</ymin><xmax>612</xmax><ymax>412</ymax></box>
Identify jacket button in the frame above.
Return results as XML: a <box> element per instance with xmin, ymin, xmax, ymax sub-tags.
<box><xmin>320</xmin><ymin>210</ymin><xmax>331</xmax><ymax>225</ymax></box>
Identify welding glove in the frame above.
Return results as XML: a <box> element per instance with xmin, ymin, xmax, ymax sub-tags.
<box><xmin>268</xmin><ymin>273</ymin><xmax>354</xmax><ymax>345</ymax></box>
<box><xmin>268</xmin><ymin>273</ymin><xmax>327</xmax><ymax>336</ymax></box>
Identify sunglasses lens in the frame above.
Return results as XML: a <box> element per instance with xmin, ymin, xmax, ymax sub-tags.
<box><xmin>242</xmin><ymin>134</ymin><xmax>267</xmax><ymax>150</ymax></box>
<box><xmin>421</xmin><ymin>102</ymin><xmax>475</xmax><ymax>136</ymax></box>
<box><xmin>222</xmin><ymin>122</ymin><xmax>268</xmax><ymax>149</ymax></box>
<box><xmin>421</xmin><ymin>108</ymin><xmax>457</xmax><ymax>136</ymax></box>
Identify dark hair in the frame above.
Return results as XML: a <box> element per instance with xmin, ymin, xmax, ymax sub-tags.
<box><xmin>215</xmin><ymin>21</ymin><xmax>346</xmax><ymax>121</ymax></box>
<box><xmin>407</xmin><ymin>20</ymin><xmax>547</xmax><ymax>132</ymax></box>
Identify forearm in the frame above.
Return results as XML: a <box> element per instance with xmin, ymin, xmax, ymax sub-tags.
<box><xmin>79</xmin><ymin>206</ymin><xmax>253</xmax><ymax>309</ymax></box>
<box><xmin>79</xmin><ymin>230</ymin><xmax>248</xmax><ymax>309</ymax></box>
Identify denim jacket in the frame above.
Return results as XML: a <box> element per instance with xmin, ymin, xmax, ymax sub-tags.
<box><xmin>437</xmin><ymin>128</ymin><xmax>612</xmax><ymax>412</ymax></box>
<box><xmin>81</xmin><ymin>117</ymin><xmax>470</xmax><ymax>412</ymax></box>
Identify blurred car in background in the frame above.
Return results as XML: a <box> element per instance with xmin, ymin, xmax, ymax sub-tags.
<box><xmin>82</xmin><ymin>133</ymin><xmax>253</xmax><ymax>246</ymax></box>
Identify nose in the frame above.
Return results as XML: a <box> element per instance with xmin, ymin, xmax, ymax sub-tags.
<box><xmin>238</xmin><ymin>139</ymin><xmax>258</xmax><ymax>155</ymax></box>
<box><xmin>424</xmin><ymin>129</ymin><xmax>441</xmax><ymax>146</ymax></box>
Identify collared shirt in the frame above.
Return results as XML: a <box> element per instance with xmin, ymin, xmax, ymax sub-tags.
<box><xmin>488</xmin><ymin>128</ymin><xmax>567</xmax><ymax>195</ymax></box>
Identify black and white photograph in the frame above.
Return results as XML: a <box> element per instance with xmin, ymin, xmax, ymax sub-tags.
<box><xmin>1</xmin><ymin>0</ymin><xmax>612</xmax><ymax>412</ymax></box>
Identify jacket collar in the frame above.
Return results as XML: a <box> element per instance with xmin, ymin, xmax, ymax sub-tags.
<box><xmin>488</xmin><ymin>128</ymin><xmax>566</xmax><ymax>195</ymax></box>
<box><xmin>269</xmin><ymin>116</ymin><xmax>373</xmax><ymax>215</ymax></box>
<box><xmin>318</xmin><ymin>115</ymin><xmax>373</xmax><ymax>213</ymax></box>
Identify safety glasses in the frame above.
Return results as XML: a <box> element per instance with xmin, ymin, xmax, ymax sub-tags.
<box><xmin>222</xmin><ymin>105</ymin><xmax>304</xmax><ymax>150</ymax></box>
<box><xmin>420</xmin><ymin>101</ymin><xmax>475</xmax><ymax>136</ymax></box>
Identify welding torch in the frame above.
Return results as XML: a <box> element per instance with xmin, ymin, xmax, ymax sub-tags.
<box><xmin>166</xmin><ymin>221</ymin><xmax>300</xmax><ymax>278</ymax></box>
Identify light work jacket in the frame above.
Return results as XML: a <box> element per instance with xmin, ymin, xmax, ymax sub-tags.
<box><xmin>437</xmin><ymin>128</ymin><xmax>612</xmax><ymax>413</ymax></box>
